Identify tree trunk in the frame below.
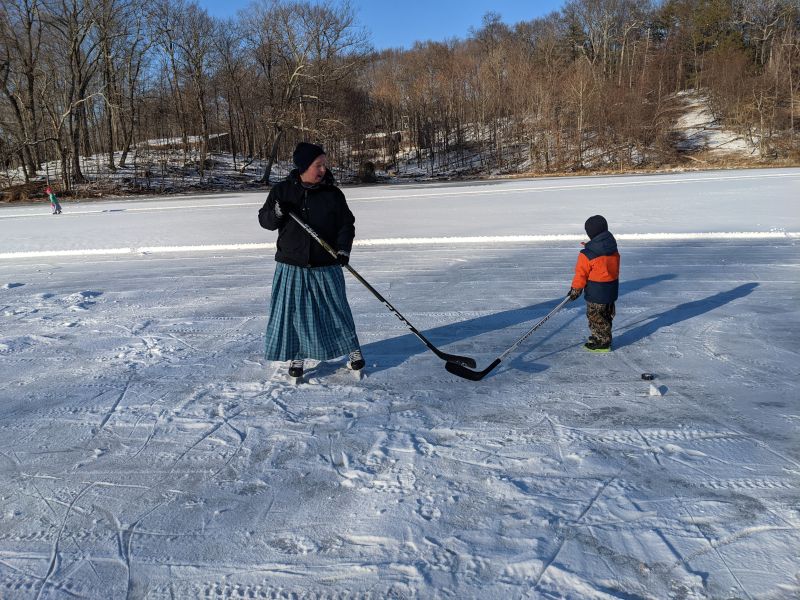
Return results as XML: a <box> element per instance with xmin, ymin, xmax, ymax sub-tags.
<box><xmin>104</xmin><ymin>50</ymin><xmax>117</xmax><ymax>171</ymax></box>
<box><xmin>70</xmin><ymin>105</ymin><xmax>87</xmax><ymax>184</ymax></box>
<box><xmin>261</xmin><ymin>125</ymin><xmax>283</xmax><ymax>184</ymax></box>
<box><xmin>197</xmin><ymin>92</ymin><xmax>209</xmax><ymax>178</ymax></box>
<box><xmin>59</xmin><ymin>141</ymin><xmax>71</xmax><ymax>191</ymax></box>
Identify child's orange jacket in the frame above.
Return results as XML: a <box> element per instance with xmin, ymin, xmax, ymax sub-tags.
<box><xmin>571</xmin><ymin>230</ymin><xmax>620</xmax><ymax>304</ymax></box>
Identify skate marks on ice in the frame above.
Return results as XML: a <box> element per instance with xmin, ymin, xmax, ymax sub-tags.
<box><xmin>2</xmin><ymin>239</ymin><xmax>800</xmax><ymax>597</ymax></box>
<box><xmin>151</xmin><ymin>364</ymin><xmax>800</xmax><ymax>598</ymax></box>
<box><xmin>484</xmin><ymin>416</ymin><xmax>800</xmax><ymax>598</ymax></box>
<box><xmin>6</xmin><ymin>380</ymin><xmax>793</xmax><ymax>594</ymax></box>
<box><xmin>0</xmin><ymin>279</ymin><xmax>284</xmax><ymax>596</ymax></box>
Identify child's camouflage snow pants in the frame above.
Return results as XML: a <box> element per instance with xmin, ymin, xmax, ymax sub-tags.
<box><xmin>586</xmin><ymin>302</ymin><xmax>615</xmax><ymax>346</ymax></box>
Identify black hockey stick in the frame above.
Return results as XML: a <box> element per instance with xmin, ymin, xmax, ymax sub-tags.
<box><xmin>446</xmin><ymin>295</ymin><xmax>572</xmax><ymax>381</ymax></box>
<box><xmin>288</xmin><ymin>212</ymin><xmax>476</xmax><ymax>368</ymax></box>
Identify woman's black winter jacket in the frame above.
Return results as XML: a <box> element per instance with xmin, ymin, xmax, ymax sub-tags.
<box><xmin>258</xmin><ymin>170</ymin><xmax>355</xmax><ymax>267</ymax></box>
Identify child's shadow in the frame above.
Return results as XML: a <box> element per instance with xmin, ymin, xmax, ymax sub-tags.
<box><xmin>361</xmin><ymin>274</ymin><xmax>676</xmax><ymax>375</ymax></box>
<box><xmin>612</xmin><ymin>282</ymin><xmax>758</xmax><ymax>349</ymax></box>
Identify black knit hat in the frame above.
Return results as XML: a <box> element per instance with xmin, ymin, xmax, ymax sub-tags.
<box><xmin>292</xmin><ymin>142</ymin><xmax>326</xmax><ymax>174</ymax></box>
<box><xmin>584</xmin><ymin>215</ymin><xmax>608</xmax><ymax>239</ymax></box>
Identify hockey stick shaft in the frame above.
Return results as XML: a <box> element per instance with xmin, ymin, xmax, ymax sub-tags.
<box><xmin>288</xmin><ymin>212</ymin><xmax>476</xmax><ymax>368</ymax></box>
<box><xmin>495</xmin><ymin>295</ymin><xmax>571</xmax><ymax>362</ymax></box>
<box><xmin>446</xmin><ymin>295</ymin><xmax>571</xmax><ymax>381</ymax></box>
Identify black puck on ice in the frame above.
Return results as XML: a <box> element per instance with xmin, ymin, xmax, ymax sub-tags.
<box><xmin>641</xmin><ymin>373</ymin><xmax>655</xmax><ymax>380</ymax></box>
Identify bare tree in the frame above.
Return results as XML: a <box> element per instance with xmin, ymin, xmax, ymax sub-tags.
<box><xmin>42</xmin><ymin>0</ymin><xmax>104</xmax><ymax>185</ymax></box>
<box><xmin>116</xmin><ymin>5</ymin><xmax>150</xmax><ymax>168</ymax></box>
<box><xmin>151</xmin><ymin>0</ymin><xmax>191</xmax><ymax>163</ymax></box>
<box><xmin>174</xmin><ymin>3</ymin><xmax>215</xmax><ymax>176</ymax></box>
<box><xmin>213</xmin><ymin>18</ymin><xmax>252</xmax><ymax>166</ymax></box>
<box><xmin>242</xmin><ymin>0</ymin><xmax>368</xmax><ymax>183</ymax></box>
<box><xmin>0</xmin><ymin>0</ymin><xmax>45</xmax><ymax>179</ymax></box>
<box><xmin>244</xmin><ymin>0</ymin><xmax>302</xmax><ymax>183</ymax></box>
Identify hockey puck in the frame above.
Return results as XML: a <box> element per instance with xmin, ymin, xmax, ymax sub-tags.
<box><xmin>641</xmin><ymin>373</ymin><xmax>655</xmax><ymax>380</ymax></box>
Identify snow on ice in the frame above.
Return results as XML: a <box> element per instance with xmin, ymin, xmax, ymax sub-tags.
<box><xmin>0</xmin><ymin>168</ymin><xmax>799</xmax><ymax>598</ymax></box>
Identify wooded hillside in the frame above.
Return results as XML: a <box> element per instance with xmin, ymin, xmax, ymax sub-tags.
<box><xmin>1</xmin><ymin>0</ymin><xmax>798</xmax><ymax>192</ymax></box>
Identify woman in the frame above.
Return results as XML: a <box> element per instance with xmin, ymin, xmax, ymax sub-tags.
<box><xmin>258</xmin><ymin>142</ymin><xmax>365</xmax><ymax>380</ymax></box>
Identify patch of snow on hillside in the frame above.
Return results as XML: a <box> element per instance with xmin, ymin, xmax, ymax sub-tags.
<box><xmin>674</xmin><ymin>91</ymin><xmax>757</xmax><ymax>156</ymax></box>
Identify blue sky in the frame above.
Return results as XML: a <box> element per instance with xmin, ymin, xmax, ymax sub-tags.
<box><xmin>197</xmin><ymin>0</ymin><xmax>565</xmax><ymax>50</ymax></box>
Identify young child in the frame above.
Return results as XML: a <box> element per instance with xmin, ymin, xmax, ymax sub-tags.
<box><xmin>46</xmin><ymin>186</ymin><xmax>62</xmax><ymax>214</ymax></box>
<box><xmin>568</xmin><ymin>215</ymin><xmax>620</xmax><ymax>352</ymax></box>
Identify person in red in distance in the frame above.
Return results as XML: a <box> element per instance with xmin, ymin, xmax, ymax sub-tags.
<box><xmin>567</xmin><ymin>215</ymin><xmax>620</xmax><ymax>352</ymax></box>
<box><xmin>46</xmin><ymin>186</ymin><xmax>62</xmax><ymax>214</ymax></box>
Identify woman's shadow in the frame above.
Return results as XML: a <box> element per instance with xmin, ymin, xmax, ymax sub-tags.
<box><xmin>358</xmin><ymin>274</ymin><xmax>680</xmax><ymax>375</ymax></box>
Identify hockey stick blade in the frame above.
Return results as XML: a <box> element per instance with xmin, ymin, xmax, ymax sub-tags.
<box><xmin>440</xmin><ymin>353</ymin><xmax>477</xmax><ymax>369</ymax></box>
<box><xmin>445</xmin><ymin>296</ymin><xmax>571</xmax><ymax>381</ymax></box>
<box><xmin>446</xmin><ymin>358</ymin><xmax>501</xmax><ymax>381</ymax></box>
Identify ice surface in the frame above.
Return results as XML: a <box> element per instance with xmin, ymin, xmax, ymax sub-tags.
<box><xmin>1</xmin><ymin>168</ymin><xmax>799</xmax><ymax>598</ymax></box>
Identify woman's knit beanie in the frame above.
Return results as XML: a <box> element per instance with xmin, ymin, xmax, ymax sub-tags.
<box><xmin>293</xmin><ymin>142</ymin><xmax>326</xmax><ymax>174</ymax></box>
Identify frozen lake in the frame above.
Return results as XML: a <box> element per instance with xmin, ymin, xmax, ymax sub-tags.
<box><xmin>1</xmin><ymin>168</ymin><xmax>799</xmax><ymax>598</ymax></box>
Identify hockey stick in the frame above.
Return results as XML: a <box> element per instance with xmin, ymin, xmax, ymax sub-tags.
<box><xmin>288</xmin><ymin>212</ymin><xmax>476</xmax><ymax>368</ymax></box>
<box><xmin>445</xmin><ymin>295</ymin><xmax>572</xmax><ymax>381</ymax></box>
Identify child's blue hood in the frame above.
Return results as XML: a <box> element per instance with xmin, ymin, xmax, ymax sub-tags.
<box><xmin>585</xmin><ymin>230</ymin><xmax>617</xmax><ymax>255</ymax></box>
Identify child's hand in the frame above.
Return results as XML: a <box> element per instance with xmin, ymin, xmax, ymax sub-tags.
<box><xmin>568</xmin><ymin>287</ymin><xmax>583</xmax><ymax>301</ymax></box>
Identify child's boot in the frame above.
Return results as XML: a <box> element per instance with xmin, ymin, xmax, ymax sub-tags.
<box><xmin>584</xmin><ymin>340</ymin><xmax>611</xmax><ymax>352</ymax></box>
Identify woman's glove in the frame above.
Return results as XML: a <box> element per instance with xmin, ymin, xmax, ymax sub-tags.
<box><xmin>568</xmin><ymin>287</ymin><xmax>583</xmax><ymax>301</ymax></box>
<box><xmin>274</xmin><ymin>200</ymin><xmax>292</xmax><ymax>219</ymax></box>
<box><xmin>337</xmin><ymin>251</ymin><xmax>350</xmax><ymax>266</ymax></box>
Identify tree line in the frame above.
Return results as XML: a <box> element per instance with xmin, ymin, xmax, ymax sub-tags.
<box><xmin>1</xmin><ymin>0</ymin><xmax>798</xmax><ymax>191</ymax></box>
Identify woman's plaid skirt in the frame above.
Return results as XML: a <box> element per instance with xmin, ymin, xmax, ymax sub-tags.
<box><xmin>264</xmin><ymin>262</ymin><xmax>360</xmax><ymax>361</ymax></box>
